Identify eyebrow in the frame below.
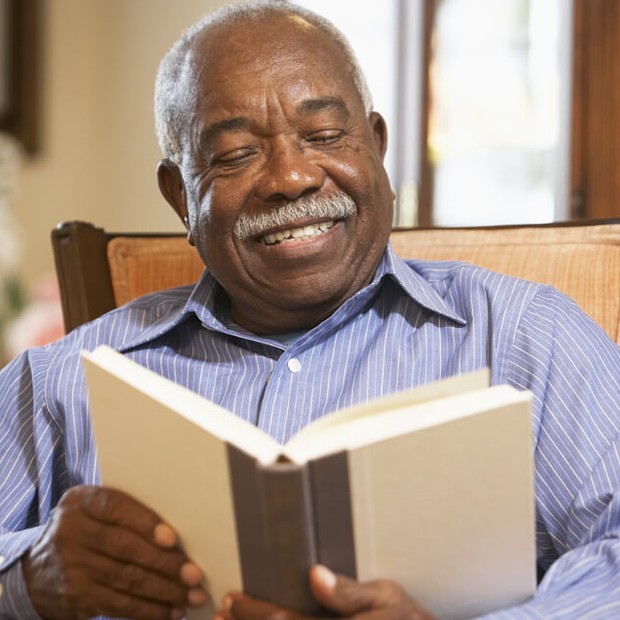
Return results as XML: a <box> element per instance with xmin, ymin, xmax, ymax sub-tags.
<box><xmin>200</xmin><ymin>117</ymin><xmax>251</xmax><ymax>147</ymax></box>
<box><xmin>199</xmin><ymin>97</ymin><xmax>351</xmax><ymax>147</ymax></box>
<box><xmin>297</xmin><ymin>97</ymin><xmax>350</xmax><ymax>117</ymax></box>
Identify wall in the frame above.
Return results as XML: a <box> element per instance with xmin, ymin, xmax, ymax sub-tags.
<box><xmin>12</xmin><ymin>0</ymin><xmax>227</xmax><ymax>284</ymax></box>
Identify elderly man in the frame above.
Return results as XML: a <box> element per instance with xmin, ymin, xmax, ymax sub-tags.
<box><xmin>1</xmin><ymin>1</ymin><xmax>619</xmax><ymax>619</ymax></box>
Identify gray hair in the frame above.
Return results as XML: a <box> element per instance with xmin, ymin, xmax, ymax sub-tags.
<box><xmin>154</xmin><ymin>0</ymin><xmax>374</xmax><ymax>165</ymax></box>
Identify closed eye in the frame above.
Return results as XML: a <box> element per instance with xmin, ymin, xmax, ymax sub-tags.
<box><xmin>305</xmin><ymin>130</ymin><xmax>345</xmax><ymax>145</ymax></box>
<box><xmin>212</xmin><ymin>147</ymin><xmax>257</xmax><ymax>167</ymax></box>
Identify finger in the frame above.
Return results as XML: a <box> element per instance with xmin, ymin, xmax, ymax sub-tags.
<box><xmin>49</xmin><ymin>502</ymin><xmax>191</xmax><ymax>585</ymax></box>
<box><xmin>309</xmin><ymin>565</ymin><xmax>375</xmax><ymax>616</ymax></box>
<box><xmin>62</xmin><ymin>486</ymin><xmax>204</xmax><ymax>586</ymax></box>
<box><xmin>81</xmin><ymin>550</ymin><xmax>207</xmax><ymax>607</ymax></box>
<box><xmin>310</xmin><ymin>566</ymin><xmax>434</xmax><ymax>620</ymax></box>
<box><xmin>309</xmin><ymin>565</ymin><xmax>392</xmax><ymax>616</ymax></box>
<box><xmin>66</xmin><ymin>485</ymin><xmax>174</xmax><ymax>545</ymax></box>
<box><xmin>24</xmin><ymin>547</ymin><xmax>189</xmax><ymax>620</ymax></box>
<box><xmin>80</xmin><ymin>519</ymin><xmax>193</xmax><ymax>582</ymax></box>
<box><xmin>220</xmin><ymin>592</ymin><xmax>305</xmax><ymax>620</ymax></box>
<box><xmin>77</xmin><ymin>579</ymin><xmax>188</xmax><ymax>620</ymax></box>
<box><xmin>154</xmin><ymin>521</ymin><xmax>179</xmax><ymax>548</ymax></box>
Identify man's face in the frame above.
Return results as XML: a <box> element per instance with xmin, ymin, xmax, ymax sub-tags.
<box><xmin>171</xmin><ymin>15</ymin><xmax>394</xmax><ymax>333</ymax></box>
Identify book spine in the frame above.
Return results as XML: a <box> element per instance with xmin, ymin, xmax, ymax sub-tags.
<box><xmin>227</xmin><ymin>446</ymin><xmax>322</xmax><ymax>614</ymax></box>
<box><xmin>308</xmin><ymin>451</ymin><xmax>357</xmax><ymax>579</ymax></box>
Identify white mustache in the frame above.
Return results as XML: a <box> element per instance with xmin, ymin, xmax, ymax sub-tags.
<box><xmin>233</xmin><ymin>192</ymin><xmax>356</xmax><ymax>240</ymax></box>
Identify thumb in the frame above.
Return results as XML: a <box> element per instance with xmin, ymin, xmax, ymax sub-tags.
<box><xmin>309</xmin><ymin>564</ymin><xmax>376</xmax><ymax>616</ymax></box>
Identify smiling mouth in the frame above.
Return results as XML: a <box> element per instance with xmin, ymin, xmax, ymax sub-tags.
<box><xmin>260</xmin><ymin>220</ymin><xmax>335</xmax><ymax>245</ymax></box>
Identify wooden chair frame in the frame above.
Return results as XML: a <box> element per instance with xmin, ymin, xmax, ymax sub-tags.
<box><xmin>51</xmin><ymin>221</ymin><xmax>189</xmax><ymax>332</ymax></box>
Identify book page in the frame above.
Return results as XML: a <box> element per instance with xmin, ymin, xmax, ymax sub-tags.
<box><xmin>284</xmin><ymin>369</ymin><xmax>489</xmax><ymax>450</ymax></box>
<box><xmin>284</xmin><ymin>381</ymin><xmax>516</xmax><ymax>465</ymax></box>
<box><xmin>348</xmin><ymin>397</ymin><xmax>535</xmax><ymax>619</ymax></box>
<box><xmin>82</xmin><ymin>346</ymin><xmax>281</xmax><ymax>465</ymax></box>
<box><xmin>84</xmin><ymin>351</ymin><xmax>248</xmax><ymax>619</ymax></box>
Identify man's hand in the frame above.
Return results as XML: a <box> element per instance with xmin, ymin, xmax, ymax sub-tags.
<box><xmin>22</xmin><ymin>485</ymin><xmax>209</xmax><ymax>620</ymax></box>
<box><xmin>216</xmin><ymin>564</ymin><xmax>434</xmax><ymax>620</ymax></box>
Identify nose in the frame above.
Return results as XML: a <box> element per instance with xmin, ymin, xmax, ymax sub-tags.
<box><xmin>254</xmin><ymin>139</ymin><xmax>325</xmax><ymax>202</ymax></box>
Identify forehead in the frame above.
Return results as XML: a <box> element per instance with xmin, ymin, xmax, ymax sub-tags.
<box><xmin>187</xmin><ymin>14</ymin><xmax>363</xmax><ymax>118</ymax></box>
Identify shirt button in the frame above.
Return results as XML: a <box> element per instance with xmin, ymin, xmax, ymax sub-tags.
<box><xmin>287</xmin><ymin>358</ymin><xmax>302</xmax><ymax>373</ymax></box>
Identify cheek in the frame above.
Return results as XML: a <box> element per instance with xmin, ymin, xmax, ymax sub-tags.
<box><xmin>327</xmin><ymin>142</ymin><xmax>387</xmax><ymax>191</ymax></box>
<box><xmin>338</xmin><ymin>154</ymin><xmax>393</xmax><ymax>232</ymax></box>
<box><xmin>188</xmin><ymin>184</ymin><xmax>248</xmax><ymax>269</ymax></box>
<box><xmin>189</xmin><ymin>184</ymin><xmax>230</xmax><ymax>239</ymax></box>
<box><xmin>186</xmin><ymin>185</ymin><xmax>218</xmax><ymax>256</ymax></box>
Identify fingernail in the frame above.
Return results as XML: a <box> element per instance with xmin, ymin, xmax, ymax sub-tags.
<box><xmin>171</xmin><ymin>608</ymin><xmax>185</xmax><ymax>620</ymax></box>
<box><xmin>222</xmin><ymin>595</ymin><xmax>233</xmax><ymax>611</ymax></box>
<box><xmin>314</xmin><ymin>564</ymin><xmax>337</xmax><ymax>589</ymax></box>
<box><xmin>188</xmin><ymin>587</ymin><xmax>209</xmax><ymax>606</ymax></box>
<box><xmin>180</xmin><ymin>561</ymin><xmax>204</xmax><ymax>585</ymax></box>
<box><xmin>154</xmin><ymin>522</ymin><xmax>178</xmax><ymax>547</ymax></box>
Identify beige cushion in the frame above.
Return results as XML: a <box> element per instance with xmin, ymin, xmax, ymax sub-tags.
<box><xmin>106</xmin><ymin>223</ymin><xmax>620</xmax><ymax>345</ymax></box>
<box><xmin>391</xmin><ymin>224</ymin><xmax>620</xmax><ymax>344</ymax></box>
<box><xmin>107</xmin><ymin>236</ymin><xmax>204</xmax><ymax>307</ymax></box>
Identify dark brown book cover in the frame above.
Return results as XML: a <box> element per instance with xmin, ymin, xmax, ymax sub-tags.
<box><xmin>228</xmin><ymin>446</ymin><xmax>356</xmax><ymax>615</ymax></box>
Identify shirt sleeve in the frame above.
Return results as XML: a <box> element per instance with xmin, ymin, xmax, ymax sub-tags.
<box><xmin>481</xmin><ymin>286</ymin><xmax>620</xmax><ymax>618</ymax></box>
<box><xmin>0</xmin><ymin>342</ymin><xmax>97</xmax><ymax>618</ymax></box>
<box><xmin>0</xmin><ymin>350</ymin><xmax>48</xmax><ymax>616</ymax></box>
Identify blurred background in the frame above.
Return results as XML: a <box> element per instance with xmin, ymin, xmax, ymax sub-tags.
<box><xmin>0</xmin><ymin>0</ymin><xmax>618</xmax><ymax>359</ymax></box>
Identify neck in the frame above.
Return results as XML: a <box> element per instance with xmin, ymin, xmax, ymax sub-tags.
<box><xmin>230</xmin><ymin>302</ymin><xmax>334</xmax><ymax>335</ymax></box>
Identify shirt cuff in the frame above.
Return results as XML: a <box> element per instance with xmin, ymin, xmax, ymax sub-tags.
<box><xmin>0</xmin><ymin>557</ymin><xmax>42</xmax><ymax>619</ymax></box>
<box><xmin>0</xmin><ymin>527</ymin><xmax>45</xmax><ymax>619</ymax></box>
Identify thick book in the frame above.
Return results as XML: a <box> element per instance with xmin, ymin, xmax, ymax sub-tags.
<box><xmin>82</xmin><ymin>346</ymin><xmax>536</xmax><ymax>620</ymax></box>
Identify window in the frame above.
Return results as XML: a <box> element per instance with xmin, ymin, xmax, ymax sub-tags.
<box><xmin>294</xmin><ymin>1</ymin><xmax>619</xmax><ymax>225</ymax></box>
<box><xmin>427</xmin><ymin>0</ymin><xmax>573</xmax><ymax>226</ymax></box>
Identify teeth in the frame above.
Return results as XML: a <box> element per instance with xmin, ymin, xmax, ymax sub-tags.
<box><xmin>262</xmin><ymin>221</ymin><xmax>335</xmax><ymax>245</ymax></box>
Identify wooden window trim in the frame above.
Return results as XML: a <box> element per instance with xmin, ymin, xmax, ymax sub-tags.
<box><xmin>570</xmin><ymin>0</ymin><xmax>620</xmax><ymax>219</ymax></box>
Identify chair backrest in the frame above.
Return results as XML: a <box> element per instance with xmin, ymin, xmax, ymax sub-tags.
<box><xmin>391</xmin><ymin>222</ymin><xmax>620</xmax><ymax>344</ymax></box>
<box><xmin>52</xmin><ymin>220</ymin><xmax>620</xmax><ymax>343</ymax></box>
<box><xmin>51</xmin><ymin>221</ymin><xmax>202</xmax><ymax>333</ymax></box>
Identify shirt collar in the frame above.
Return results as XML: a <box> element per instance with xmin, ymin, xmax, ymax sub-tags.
<box><xmin>117</xmin><ymin>243</ymin><xmax>465</xmax><ymax>352</ymax></box>
<box><xmin>380</xmin><ymin>243</ymin><xmax>466</xmax><ymax>324</ymax></box>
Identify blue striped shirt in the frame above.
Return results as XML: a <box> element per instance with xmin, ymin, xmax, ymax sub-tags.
<box><xmin>1</xmin><ymin>245</ymin><xmax>619</xmax><ymax>618</ymax></box>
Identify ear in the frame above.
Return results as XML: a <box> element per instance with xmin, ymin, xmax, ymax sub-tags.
<box><xmin>368</xmin><ymin>111</ymin><xmax>388</xmax><ymax>161</ymax></box>
<box><xmin>157</xmin><ymin>159</ymin><xmax>195</xmax><ymax>245</ymax></box>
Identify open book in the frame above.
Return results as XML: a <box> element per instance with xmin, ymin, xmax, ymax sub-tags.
<box><xmin>82</xmin><ymin>346</ymin><xmax>536</xmax><ymax>620</ymax></box>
